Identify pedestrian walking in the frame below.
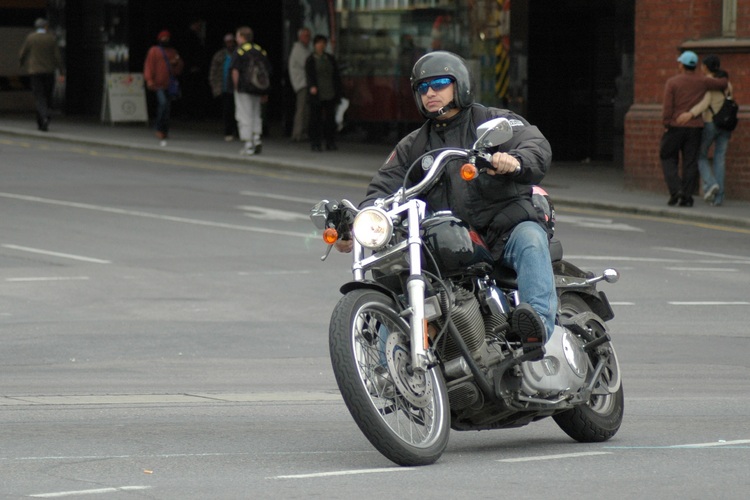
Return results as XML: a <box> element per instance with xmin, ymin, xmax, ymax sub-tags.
<box><xmin>288</xmin><ymin>27</ymin><xmax>312</xmax><ymax>142</ymax></box>
<box><xmin>659</xmin><ymin>50</ymin><xmax>727</xmax><ymax>207</ymax></box>
<box><xmin>305</xmin><ymin>35</ymin><xmax>343</xmax><ymax>151</ymax></box>
<box><xmin>18</xmin><ymin>18</ymin><xmax>65</xmax><ymax>131</ymax></box>
<box><xmin>231</xmin><ymin>26</ymin><xmax>271</xmax><ymax>156</ymax></box>
<box><xmin>144</xmin><ymin>30</ymin><xmax>184</xmax><ymax>146</ymax></box>
<box><xmin>676</xmin><ymin>55</ymin><xmax>733</xmax><ymax>206</ymax></box>
<box><xmin>209</xmin><ymin>33</ymin><xmax>238</xmax><ymax>141</ymax></box>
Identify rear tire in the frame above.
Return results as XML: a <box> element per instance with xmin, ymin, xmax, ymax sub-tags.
<box><xmin>553</xmin><ymin>294</ymin><xmax>624</xmax><ymax>442</ymax></box>
<box><xmin>329</xmin><ymin>288</ymin><xmax>450</xmax><ymax>466</ymax></box>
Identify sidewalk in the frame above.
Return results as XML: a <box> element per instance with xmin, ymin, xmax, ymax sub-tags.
<box><xmin>1</xmin><ymin>113</ymin><xmax>748</xmax><ymax>228</ymax></box>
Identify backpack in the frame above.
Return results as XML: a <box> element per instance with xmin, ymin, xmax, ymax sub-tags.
<box><xmin>710</xmin><ymin>93</ymin><xmax>739</xmax><ymax>132</ymax></box>
<box><xmin>238</xmin><ymin>43</ymin><xmax>270</xmax><ymax>94</ymax></box>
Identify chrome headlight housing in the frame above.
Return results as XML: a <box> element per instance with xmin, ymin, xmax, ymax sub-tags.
<box><xmin>352</xmin><ymin>207</ymin><xmax>393</xmax><ymax>250</ymax></box>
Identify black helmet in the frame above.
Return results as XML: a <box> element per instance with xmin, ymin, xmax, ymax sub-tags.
<box><xmin>410</xmin><ymin>51</ymin><xmax>473</xmax><ymax>118</ymax></box>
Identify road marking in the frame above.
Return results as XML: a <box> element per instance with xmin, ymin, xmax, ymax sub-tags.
<box><xmin>655</xmin><ymin>247</ymin><xmax>750</xmax><ymax>261</ymax></box>
<box><xmin>240</xmin><ymin>190</ymin><xmax>320</xmax><ymax>204</ymax></box>
<box><xmin>30</xmin><ymin>486</ymin><xmax>151</xmax><ymax>498</ymax></box>
<box><xmin>237</xmin><ymin>270</ymin><xmax>313</xmax><ymax>275</ymax></box>
<box><xmin>4</xmin><ymin>452</ymin><xmax>251</xmax><ymax>462</ymax></box>
<box><xmin>0</xmin><ymin>391</ymin><xmax>342</xmax><ymax>406</ymax></box>
<box><xmin>498</xmin><ymin>451</ymin><xmax>612</xmax><ymax>463</ymax></box>
<box><xmin>556</xmin><ymin>215</ymin><xmax>643</xmax><ymax>232</ymax></box>
<box><xmin>560</xmin><ymin>207</ymin><xmax>750</xmax><ymax>235</ymax></box>
<box><xmin>2</xmin><ymin>244</ymin><xmax>110</xmax><ymax>263</ymax></box>
<box><xmin>668</xmin><ymin>301</ymin><xmax>750</xmax><ymax>306</ymax></box>
<box><xmin>271</xmin><ymin>467</ymin><xmax>414</xmax><ymax>480</ymax></box>
<box><xmin>5</xmin><ymin>276</ymin><xmax>90</xmax><ymax>282</ymax></box>
<box><xmin>0</xmin><ymin>192</ymin><xmax>311</xmax><ymax>239</ymax></box>
<box><xmin>565</xmin><ymin>255</ymin><xmax>750</xmax><ymax>264</ymax></box>
<box><xmin>607</xmin><ymin>439</ymin><xmax>750</xmax><ymax>450</ymax></box>
<box><xmin>666</xmin><ymin>267</ymin><xmax>737</xmax><ymax>272</ymax></box>
<box><xmin>237</xmin><ymin>205</ymin><xmax>310</xmax><ymax>221</ymax></box>
<box><xmin>610</xmin><ymin>301</ymin><xmax>635</xmax><ymax>305</ymax></box>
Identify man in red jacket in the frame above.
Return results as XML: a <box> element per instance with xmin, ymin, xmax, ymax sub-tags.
<box><xmin>660</xmin><ymin>50</ymin><xmax>727</xmax><ymax>207</ymax></box>
<box><xmin>143</xmin><ymin>30</ymin><xmax>184</xmax><ymax>145</ymax></box>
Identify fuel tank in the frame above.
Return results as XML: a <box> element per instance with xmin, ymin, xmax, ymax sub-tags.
<box><xmin>421</xmin><ymin>212</ymin><xmax>494</xmax><ymax>277</ymax></box>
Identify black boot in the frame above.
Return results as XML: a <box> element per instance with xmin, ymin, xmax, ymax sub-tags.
<box><xmin>511</xmin><ymin>304</ymin><xmax>547</xmax><ymax>361</ymax></box>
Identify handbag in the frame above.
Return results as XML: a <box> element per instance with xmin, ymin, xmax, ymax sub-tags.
<box><xmin>710</xmin><ymin>92</ymin><xmax>738</xmax><ymax>132</ymax></box>
<box><xmin>160</xmin><ymin>47</ymin><xmax>181</xmax><ymax>100</ymax></box>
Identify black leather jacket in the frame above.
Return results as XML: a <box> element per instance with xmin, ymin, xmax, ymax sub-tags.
<box><xmin>362</xmin><ymin>104</ymin><xmax>552</xmax><ymax>259</ymax></box>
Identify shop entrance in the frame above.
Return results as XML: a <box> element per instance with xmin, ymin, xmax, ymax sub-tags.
<box><xmin>526</xmin><ymin>0</ymin><xmax>633</xmax><ymax>162</ymax></box>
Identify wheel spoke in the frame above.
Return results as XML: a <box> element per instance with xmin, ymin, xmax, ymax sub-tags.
<box><xmin>350</xmin><ymin>304</ymin><xmax>442</xmax><ymax>448</ymax></box>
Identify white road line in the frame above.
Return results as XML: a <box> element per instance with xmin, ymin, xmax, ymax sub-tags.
<box><xmin>606</xmin><ymin>439</ymin><xmax>750</xmax><ymax>450</ymax></box>
<box><xmin>655</xmin><ymin>246</ymin><xmax>750</xmax><ymax>261</ymax></box>
<box><xmin>0</xmin><ymin>192</ymin><xmax>311</xmax><ymax>239</ymax></box>
<box><xmin>565</xmin><ymin>255</ymin><xmax>750</xmax><ymax>264</ymax></box>
<box><xmin>671</xmin><ymin>439</ymin><xmax>750</xmax><ymax>448</ymax></box>
<box><xmin>668</xmin><ymin>301</ymin><xmax>750</xmax><ymax>305</ymax></box>
<box><xmin>5</xmin><ymin>277</ymin><xmax>90</xmax><ymax>282</ymax></box>
<box><xmin>610</xmin><ymin>301</ymin><xmax>635</xmax><ymax>306</ymax></box>
<box><xmin>2</xmin><ymin>244</ymin><xmax>110</xmax><ymax>264</ymax></box>
<box><xmin>236</xmin><ymin>205</ymin><xmax>310</xmax><ymax>221</ymax></box>
<box><xmin>271</xmin><ymin>467</ymin><xmax>414</xmax><ymax>480</ymax></box>
<box><xmin>666</xmin><ymin>267</ymin><xmax>737</xmax><ymax>272</ymax></box>
<box><xmin>30</xmin><ymin>486</ymin><xmax>151</xmax><ymax>498</ymax></box>
<box><xmin>498</xmin><ymin>451</ymin><xmax>612</xmax><ymax>463</ymax></box>
<box><xmin>240</xmin><ymin>190</ymin><xmax>320</xmax><ymax>204</ymax></box>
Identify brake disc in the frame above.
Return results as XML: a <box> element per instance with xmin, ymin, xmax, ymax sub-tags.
<box><xmin>384</xmin><ymin>331</ymin><xmax>433</xmax><ymax>408</ymax></box>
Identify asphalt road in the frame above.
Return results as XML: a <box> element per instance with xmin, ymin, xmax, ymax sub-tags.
<box><xmin>1</xmin><ymin>136</ymin><xmax>749</xmax><ymax>499</ymax></box>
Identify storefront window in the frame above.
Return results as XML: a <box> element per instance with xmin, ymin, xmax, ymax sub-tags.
<box><xmin>335</xmin><ymin>0</ymin><xmax>508</xmax><ymax>133</ymax></box>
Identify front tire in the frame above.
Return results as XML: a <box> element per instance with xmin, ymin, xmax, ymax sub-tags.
<box><xmin>553</xmin><ymin>293</ymin><xmax>624</xmax><ymax>442</ymax></box>
<box><xmin>329</xmin><ymin>288</ymin><xmax>450</xmax><ymax>466</ymax></box>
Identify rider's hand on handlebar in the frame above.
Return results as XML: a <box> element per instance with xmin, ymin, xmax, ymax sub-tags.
<box><xmin>487</xmin><ymin>152</ymin><xmax>521</xmax><ymax>175</ymax></box>
<box><xmin>334</xmin><ymin>238</ymin><xmax>353</xmax><ymax>253</ymax></box>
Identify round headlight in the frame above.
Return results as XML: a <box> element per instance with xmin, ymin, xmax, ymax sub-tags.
<box><xmin>352</xmin><ymin>207</ymin><xmax>393</xmax><ymax>250</ymax></box>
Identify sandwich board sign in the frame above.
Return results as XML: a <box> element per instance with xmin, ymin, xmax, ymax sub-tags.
<box><xmin>102</xmin><ymin>73</ymin><xmax>148</xmax><ymax>124</ymax></box>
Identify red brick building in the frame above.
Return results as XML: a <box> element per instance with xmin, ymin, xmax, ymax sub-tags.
<box><xmin>625</xmin><ymin>0</ymin><xmax>750</xmax><ymax>201</ymax></box>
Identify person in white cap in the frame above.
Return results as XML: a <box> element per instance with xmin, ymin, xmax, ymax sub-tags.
<box><xmin>659</xmin><ymin>50</ymin><xmax>727</xmax><ymax>207</ymax></box>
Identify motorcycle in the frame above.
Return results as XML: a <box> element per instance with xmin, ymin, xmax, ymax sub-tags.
<box><xmin>310</xmin><ymin>117</ymin><xmax>623</xmax><ymax>466</ymax></box>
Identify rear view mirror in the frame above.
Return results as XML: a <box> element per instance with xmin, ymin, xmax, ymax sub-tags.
<box><xmin>474</xmin><ymin>118</ymin><xmax>513</xmax><ymax>149</ymax></box>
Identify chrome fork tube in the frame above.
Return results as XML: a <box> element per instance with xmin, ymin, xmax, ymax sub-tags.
<box><xmin>406</xmin><ymin>203</ymin><xmax>429</xmax><ymax>372</ymax></box>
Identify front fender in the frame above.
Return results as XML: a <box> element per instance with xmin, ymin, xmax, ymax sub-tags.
<box><xmin>339</xmin><ymin>280</ymin><xmax>401</xmax><ymax>305</ymax></box>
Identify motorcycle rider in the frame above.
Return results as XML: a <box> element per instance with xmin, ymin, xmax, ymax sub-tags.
<box><xmin>336</xmin><ymin>51</ymin><xmax>555</xmax><ymax>359</ymax></box>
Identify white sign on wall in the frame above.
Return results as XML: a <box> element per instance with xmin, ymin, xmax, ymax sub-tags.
<box><xmin>102</xmin><ymin>73</ymin><xmax>148</xmax><ymax>123</ymax></box>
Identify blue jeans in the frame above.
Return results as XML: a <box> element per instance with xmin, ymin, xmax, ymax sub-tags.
<box><xmin>501</xmin><ymin>221</ymin><xmax>557</xmax><ymax>337</ymax></box>
<box><xmin>698</xmin><ymin>121</ymin><xmax>731</xmax><ymax>205</ymax></box>
<box><xmin>154</xmin><ymin>89</ymin><xmax>171</xmax><ymax>136</ymax></box>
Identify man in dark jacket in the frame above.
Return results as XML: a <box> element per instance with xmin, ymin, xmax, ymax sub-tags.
<box><xmin>305</xmin><ymin>35</ymin><xmax>342</xmax><ymax>151</ymax></box>
<box><xmin>339</xmin><ymin>51</ymin><xmax>555</xmax><ymax>358</ymax></box>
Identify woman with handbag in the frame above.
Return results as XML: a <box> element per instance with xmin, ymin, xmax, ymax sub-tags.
<box><xmin>677</xmin><ymin>55</ymin><xmax>733</xmax><ymax>206</ymax></box>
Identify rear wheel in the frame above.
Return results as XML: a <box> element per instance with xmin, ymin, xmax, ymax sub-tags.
<box><xmin>329</xmin><ymin>288</ymin><xmax>450</xmax><ymax>466</ymax></box>
<box><xmin>553</xmin><ymin>293</ymin><xmax>624</xmax><ymax>442</ymax></box>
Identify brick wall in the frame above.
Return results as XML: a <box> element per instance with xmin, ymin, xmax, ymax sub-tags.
<box><xmin>625</xmin><ymin>0</ymin><xmax>750</xmax><ymax>201</ymax></box>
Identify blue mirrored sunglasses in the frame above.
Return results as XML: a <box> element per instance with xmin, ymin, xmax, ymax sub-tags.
<box><xmin>416</xmin><ymin>77</ymin><xmax>454</xmax><ymax>95</ymax></box>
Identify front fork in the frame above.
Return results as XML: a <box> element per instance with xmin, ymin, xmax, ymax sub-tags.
<box><xmin>351</xmin><ymin>200</ymin><xmax>432</xmax><ymax>374</ymax></box>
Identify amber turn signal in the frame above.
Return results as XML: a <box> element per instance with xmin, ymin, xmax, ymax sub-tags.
<box><xmin>460</xmin><ymin>163</ymin><xmax>478</xmax><ymax>181</ymax></box>
<box><xmin>323</xmin><ymin>228</ymin><xmax>339</xmax><ymax>244</ymax></box>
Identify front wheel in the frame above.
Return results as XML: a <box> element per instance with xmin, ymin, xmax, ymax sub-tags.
<box><xmin>329</xmin><ymin>288</ymin><xmax>450</xmax><ymax>466</ymax></box>
<box><xmin>553</xmin><ymin>293</ymin><xmax>624</xmax><ymax>442</ymax></box>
